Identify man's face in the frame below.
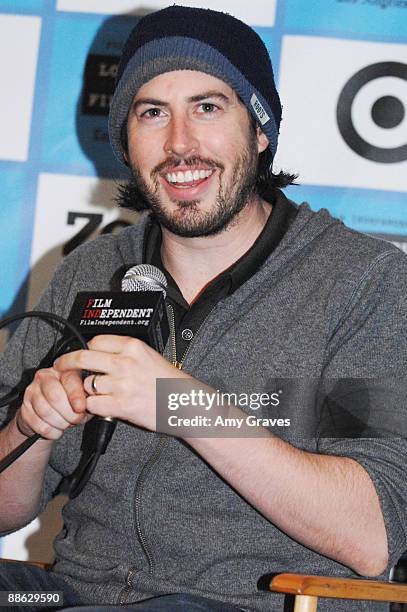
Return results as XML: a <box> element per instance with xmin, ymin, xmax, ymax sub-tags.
<box><xmin>125</xmin><ymin>70</ymin><xmax>269</xmax><ymax>237</ymax></box>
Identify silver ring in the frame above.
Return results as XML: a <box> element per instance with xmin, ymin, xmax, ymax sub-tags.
<box><xmin>91</xmin><ymin>374</ymin><xmax>99</xmax><ymax>395</ymax></box>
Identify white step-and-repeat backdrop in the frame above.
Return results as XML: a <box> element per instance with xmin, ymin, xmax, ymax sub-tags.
<box><xmin>0</xmin><ymin>0</ymin><xmax>406</xmax><ymax>561</ymax></box>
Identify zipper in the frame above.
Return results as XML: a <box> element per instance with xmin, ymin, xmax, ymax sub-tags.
<box><xmin>134</xmin><ymin>435</ymin><xmax>168</xmax><ymax>575</ymax></box>
<box><xmin>119</xmin><ymin>436</ymin><xmax>168</xmax><ymax>603</ymax></box>
<box><xmin>167</xmin><ymin>304</ymin><xmax>179</xmax><ymax>367</ymax></box>
<box><xmin>166</xmin><ymin>303</ymin><xmax>216</xmax><ymax>370</ymax></box>
<box><xmin>119</xmin><ymin>568</ymin><xmax>136</xmax><ymax>605</ymax></box>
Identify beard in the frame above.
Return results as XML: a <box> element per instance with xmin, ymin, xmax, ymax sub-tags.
<box><xmin>119</xmin><ymin>131</ymin><xmax>260</xmax><ymax>238</ymax></box>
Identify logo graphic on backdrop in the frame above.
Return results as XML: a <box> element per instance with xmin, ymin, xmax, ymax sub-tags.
<box><xmin>82</xmin><ymin>54</ymin><xmax>119</xmax><ymax>116</ymax></box>
<box><xmin>337</xmin><ymin>61</ymin><xmax>407</xmax><ymax>163</ymax></box>
<box><xmin>40</xmin><ymin>14</ymin><xmax>136</xmax><ymax>177</ymax></box>
<box><xmin>276</xmin><ymin>36</ymin><xmax>407</xmax><ymax>192</ymax></box>
<box><xmin>27</xmin><ymin>174</ymin><xmax>136</xmax><ymax>308</ymax></box>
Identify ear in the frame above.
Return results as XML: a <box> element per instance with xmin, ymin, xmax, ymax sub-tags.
<box><xmin>123</xmin><ymin>149</ymin><xmax>129</xmax><ymax>165</ymax></box>
<box><xmin>256</xmin><ymin>125</ymin><xmax>269</xmax><ymax>154</ymax></box>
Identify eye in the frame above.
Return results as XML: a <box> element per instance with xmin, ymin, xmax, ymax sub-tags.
<box><xmin>141</xmin><ymin>107</ymin><xmax>163</xmax><ymax>119</ymax></box>
<box><xmin>199</xmin><ymin>102</ymin><xmax>218</xmax><ymax>113</ymax></box>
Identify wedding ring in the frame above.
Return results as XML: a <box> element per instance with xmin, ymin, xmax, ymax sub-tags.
<box><xmin>91</xmin><ymin>374</ymin><xmax>100</xmax><ymax>395</ymax></box>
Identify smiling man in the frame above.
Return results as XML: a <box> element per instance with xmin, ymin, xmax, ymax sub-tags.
<box><xmin>125</xmin><ymin>71</ymin><xmax>268</xmax><ymax>239</ymax></box>
<box><xmin>121</xmin><ymin>69</ymin><xmax>273</xmax><ymax>304</ymax></box>
<box><xmin>1</xmin><ymin>5</ymin><xmax>407</xmax><ymax>612</ymax></box>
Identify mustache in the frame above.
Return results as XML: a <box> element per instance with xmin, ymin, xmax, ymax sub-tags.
<box><xmin>152</xmin><ymin>156</ymin><xmax>225</xmax><ymax>176</ymax></box>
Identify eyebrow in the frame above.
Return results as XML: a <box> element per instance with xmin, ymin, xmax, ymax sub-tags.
<box><xmin>132</xmin><ymin>91</ymin><xmax>231</xmax><ymax>110</ymax></box>
<box><xmin>188</xmin><ymin>91</ymin><xmax>231</xmax><ymax>104</ymax></box>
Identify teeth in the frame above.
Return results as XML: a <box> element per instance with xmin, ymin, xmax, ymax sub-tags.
<box><xmin>165</xmin><ymin>169</ymin><xmax>214</xmax><ymax>184</ymax></box>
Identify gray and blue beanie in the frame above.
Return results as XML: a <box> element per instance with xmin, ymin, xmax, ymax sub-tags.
<box><xmin>108</xmin><ymin>5</ymin><xmax>282</xmax><ymax>166</ymax></box>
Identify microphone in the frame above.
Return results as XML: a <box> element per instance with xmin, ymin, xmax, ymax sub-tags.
<box><xmin>66</xmin><ymin>263</ymin><xmax>169</xmax><ymax>419</ymax></box>
<box><xmin>67</xmin><ymin>264</ymin><xmax>169</xmax><ymax>352</ymax></box>
<box><xmin>64</xmin><ymin>264</ymin><xmax>169</xmax><ymax>498</ymax></box>
<box><xmin>122</xmin><ymin>263</ymin><xmax>167</xmax><ymax>296</ymax></box>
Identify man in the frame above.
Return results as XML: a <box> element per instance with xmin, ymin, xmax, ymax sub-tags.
<box><xmin>0</xmin><ymin>5</ymin><xmax>407</xmax><ymax>612</ymax></box>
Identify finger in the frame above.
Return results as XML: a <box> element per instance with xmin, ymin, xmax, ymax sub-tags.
<box><xmin>21</xmin><ymin>402</ymin><xmax>89</xmax><ymax>440</ymax></box>
<box><xmin>88</xmin><ymin>335</ymin><xmax>143</xmax><ymax>354</ymax></box>
<box><xmin>54</xmin><ymin>350</ymin><xmax>119</xmax><ymax>376</ymax></box>
<box><xmin>83</xmin><ymin>374</ymin><xmax>114</xmax><ymax>397</ymax></box>
<box><xmin>20</xmin><ymin>398</ymin><xmax>65</xmax><ymax>440</ymax></box>
<box><xmin>60</xmin><ymin>370</ymin><xmax>87</xmax><ymax>413</ymax></box>
<box><xmin>30</xmin><ymin>391</ymin><xmax>73</xmax><ymax>430</ymax></box>
<box><xmin>86</xmin><ymin>395</ymin><xmax>122</xmax><ymax>418</ymax></box>
<box><xmin>37</xmin><ymin>375</ymin><xmax>84</xmax><ymax>426</ymax></box>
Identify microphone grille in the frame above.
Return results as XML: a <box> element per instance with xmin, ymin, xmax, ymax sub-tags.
<box><xmin>121</xmin><ymin>264</ymin><xmax>167</xmax><ymax>297</ymax></box>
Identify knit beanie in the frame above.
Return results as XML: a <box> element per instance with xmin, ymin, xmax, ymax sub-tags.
<box><xmin>108</xmin><ymin>5</ymin><xmax>282</xmax><ymax>165</ymax></box>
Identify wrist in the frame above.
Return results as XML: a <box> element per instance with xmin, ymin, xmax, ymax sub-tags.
<box><xmin>15</xmin><ymin>411</ymin><xmax>34</xmax><ymax>438</ymax></box>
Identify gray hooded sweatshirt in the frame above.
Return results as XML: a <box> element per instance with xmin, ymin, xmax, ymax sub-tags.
<box><xmin>1</xmin><ymin>194</ymin><xmax>407</xmax><ymax>611</ymax></box>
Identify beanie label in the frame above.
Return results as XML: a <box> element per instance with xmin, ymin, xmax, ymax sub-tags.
<box><xmin>250</xmin><ymin>94</ymin><xmax>270</xmax><ymax>126</ymax></box>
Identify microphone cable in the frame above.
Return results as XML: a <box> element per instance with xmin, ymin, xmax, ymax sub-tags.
<box><xmin>0</xmin><ymin>311</ymin><xmax>116</xmax><ymax>497</ymax></box>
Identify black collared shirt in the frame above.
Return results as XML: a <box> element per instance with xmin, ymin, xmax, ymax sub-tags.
<box><xmin>143</xmin><ymin>192</ymin><xmax>298</xmax><ymax>365</ymax></box>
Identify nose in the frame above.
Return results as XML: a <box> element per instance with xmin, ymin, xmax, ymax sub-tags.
<box><xmin>164</xmin><ymin>114</ymin><xmax>199</xmax><ymax>157</ymax></box>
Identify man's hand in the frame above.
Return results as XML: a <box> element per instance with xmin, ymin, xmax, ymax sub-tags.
<box><xmin>0</xmin><ymin>366</ymin><xmax>88</xmax><ymax>532</ymax></box>
<box><xmin>18</xmin><ymin>367</ymin><xmax>89</xmax><ymax>440</ymax></box>
<box><xmin>53</xmin><ymin>335</ymin><xmax>188</xmax><ymax>432</ymax></box>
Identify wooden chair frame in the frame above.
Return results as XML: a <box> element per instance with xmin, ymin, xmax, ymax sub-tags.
<box><xmin>270</xmin><ymin>573</ymin><xmax>407</xmax><ymax>611</ymax></box>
